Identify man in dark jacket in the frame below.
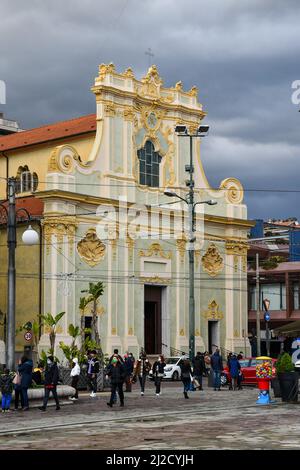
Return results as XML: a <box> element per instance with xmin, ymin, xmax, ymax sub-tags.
<box><xmin>18</xmin><ymin>356</ymin><xmax>33</xmax><ymax>411</ymax></box>
<box><xmin>87</xmin><ymin>350</ymin><xmax>100</xmax><ymax>397</ymax></box>
<box><xmin>192</xmin><ymin>352</ymin><xmax>205</xmax><ymax>390</ymax></box>
<box><xmin>106</xmin><ymin>357</ymin><xmax>126</xmax><ymax>408</ymax></box>
<box><xmin>123</xmin><ymin>352</ymin><xmax>134</xmax><ymax>392</ymax></box>
<box><xmin>38</xmin><ymin>356</ymin><xmax>60</xmax><ymax>411</ymax></box>
<box><xmin>210</xmin><ymin>349</ymin><xmax>223</xmax><ymax>391</ymax></box>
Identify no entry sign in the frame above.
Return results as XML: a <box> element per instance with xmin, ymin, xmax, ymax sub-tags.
<box><xmin>24</xmin><ymin>331</ymin><xmax>33</xmax><ymax>342</ymax></box>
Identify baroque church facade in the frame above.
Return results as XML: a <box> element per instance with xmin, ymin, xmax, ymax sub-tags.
<box><xmin>0</xmin><ymin>64</ymin><xmax>252</xmax><ymax>359</ymax></box>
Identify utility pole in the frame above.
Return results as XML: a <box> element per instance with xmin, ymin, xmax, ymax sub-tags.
<box><xmin>165</xmin><ymin>124</ymin><xmax>214</xmax><ymax>363</ymax></box>
<box><xmin>255</xmin><ymin>253</ymin><xmax>261</xmax><ymax>356</ymax></box>
<box><xmin>0</xmin><ymin>177</ymin><xmax>39</xmax><ymax>371</ymax></box>
<box><xmin>188</xmin><ymin>135</ymin><xmax>195</xmax><ymax>363</ymax></box>
<box><xmin>6</xmin><ymin>177</ymin><xmax>16</xmax><ymax>371</ymax></box>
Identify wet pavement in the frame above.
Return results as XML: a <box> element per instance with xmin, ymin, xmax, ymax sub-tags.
<box><xmin>0</xmin><ymin>380</ymin><xmax>299</xmax><ymax>450</ymax></box>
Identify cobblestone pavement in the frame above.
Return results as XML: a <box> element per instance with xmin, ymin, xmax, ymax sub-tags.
<box><xmin>0</xmin><ymin>380</ymin><xmax>299</xmax><ymax>450</ymax></box>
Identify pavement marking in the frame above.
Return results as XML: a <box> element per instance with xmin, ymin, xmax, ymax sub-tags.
<box><xmin>0</xmin><ymin>402</ymin><xmax>280</xmax><ymax>436</ymax></box>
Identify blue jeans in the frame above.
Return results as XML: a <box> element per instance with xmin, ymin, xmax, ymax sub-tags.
<box><xmin>2</xmin><ymin>393</ymin><xmax>12</xmax><ymax>410</ymax></box>
<box><xmin>213</xmin><ymin>371</ymin><xmax>221</xmax><ymax>389</ymax></box>
<box><xmin>182</xmin><ymin>379</ymin><xmax>191</xmax><ymax>393</ymax></box>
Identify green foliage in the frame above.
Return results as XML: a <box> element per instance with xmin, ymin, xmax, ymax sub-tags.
<box><xmin>260</xmin><ymin>256</ymin><xmax>286</xmax><ymax>270</ymax></box>
<box><xmin>275</xmin><ymin>352</ymin><xmax>295</xmax><ymax>374</ymax></box>
<box><xmin>81</xmin><ymin>282</ymin><xmax>104</xmax><ymax>302</ymax></box>
<box><xmin>79</xmin><ymin>282</ymin><xmax>105</xmax><ymax>355</ymax></box>
<box><xmin>59</xmin><ymin>342</ymin><xmax>79</xmax><ymax>368</ymax></box>
<box><xmin>68</xmin><ymin>324</ymin><xmax>80</xmax><ymax>339</ymax></box>
<box><xmin>39</xmin><ymin>311</ymin><xmax>65</xmax><ymax>353</ymax></box>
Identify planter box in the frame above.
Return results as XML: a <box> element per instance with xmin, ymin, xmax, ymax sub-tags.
<box><xmin>0</xmin><ymin>385</ymin><xmax>74</xmax><ymax>401</ymax></box>
<box><xmin>278</xmin><ymin>372</ymin><xmax>299</xmax><ymax>402</ymax></box>
<box><xmin>271</xmin><ymin>378</ymin><xmax>281</xmax><ymax>398</ymax></box>
<box><xmin>59</xmin><ymin>366</ymin><xmax>104</xmax><ymax>391</ymax></box>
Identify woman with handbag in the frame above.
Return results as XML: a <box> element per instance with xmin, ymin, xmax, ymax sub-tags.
<box><xmin>38</xmin><ymin>356</ymin><xmax>60</xmax><ymax>411</ymax></box>
<box><xmin>152</xmin><ymin>355</ymin><xmax>166</xmax><ymax>396</ymax></box>
<box><xmin>13</xmin><ymin>371</ymin><xmax>23</xmax><ymax>410</ymax></box>
<box><xmin>180</xmin><ymin>357</ymin><xmax>192</xmax><ymax>399</ymax></box>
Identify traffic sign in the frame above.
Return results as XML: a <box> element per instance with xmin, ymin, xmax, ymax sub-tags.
<box><xmin>24</xmin><ymin>331</ymin><xmax>33</xmax><ymax>342</ymax></box>
<box><xmin>264</xmin><ymin>312</ymin><xmax>270</xmax><ymax>322</ymax></box>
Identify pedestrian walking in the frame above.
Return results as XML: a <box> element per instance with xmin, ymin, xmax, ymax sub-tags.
<box><xmin>204</xmin><ymin>351</ymin><xmax>211</xmax><ymax>377</ymax></box>
<box><xmin>132</xmin><ymin>351</ymin><xmax>151</xmax><ymax>396</ymax></box>
<box><xmin>38</xmin><ymin>356</ymin><xmax>60</xmax><ymax>411</ymax></box>
<box><xmin>17</xmin><ymin>355</ymin><xmax>33</xmax><ymax>411</ymax></box>
<box><xmin>87</xmin><ymin>350</ymin><xmax>100</xmax><ymax>397</ymax></box>
<box><xmin>180</xmin><ymin>357</ymin><xmax>192</xmax><ymax>399</ymax></box>
<box><xmin>151</xmin><ymin>355</ymin><xmax>166</xmax><ymax>396</ymax></box>
<box><xmin>210</xmin><ymin>348</ymin><xmax>223</xmax><ymax>391</ymax></box>
<box><xmin>69</xmin><ymin>358</ymin><xmax>80</xmax><ymax>401</ymax></box>
<box><xmin>228</xmin><ymin>354</ymin><xmax>241</xmax><ymax>391</ymax></box>
<box><xmin>0</xmin><ymin>369</ymin><xmax>14</xmax><ymax>412</ymax></box>
<box><xmin>109</xmin><ymin>349</ymin><xmax>124</xmax><ymax>364</ymax></box>
<box><xmin>227</xmin><ymin>352</ymin><xmax>233</xmax><ymax>390</ymax></box>
<box><xmin>192</xmin><ymin>352</ymin><xmax>205</xmax><ymax>390</ymax></box>
<box><xmin>123</xmin><ymin>352</ymin><xmax>135</xmax><ymax>392</ymax></box>
<box><xmin>106</xmin><ymin>357</ymin><xmax>126</xmax><ymax>408</ymax></box>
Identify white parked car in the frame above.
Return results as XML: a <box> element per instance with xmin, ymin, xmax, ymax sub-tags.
<box><xmin>149</xmin><ymin>356</ymin><xmax>183</xmax><ymax>381</ymax></box>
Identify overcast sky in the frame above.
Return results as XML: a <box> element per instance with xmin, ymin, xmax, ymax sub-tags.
<box><xmin>1</xmin><ymin>0</ymin><xmax>300</xmax><ymax>221</ymax></box>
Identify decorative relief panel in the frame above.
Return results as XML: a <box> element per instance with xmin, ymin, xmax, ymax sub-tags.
<box><xmin>139</xmin><ymin>243</ymin><xmax>172</xmax><ymax>259</ymax></box>
<box><xmin>219</xmin><ymin>178</ymin><xmax>244</xmax><ymax>204</ymax></box>
<box><xmin>176</xmin><ymin>238</ymin><xmax>186</xmax><ymax>263</ymax></box>
<box><xmin>203</xmin><ymin>300</ymin><xmax>223</xmax><ymax>320</ymax></box>
<box><xmin>140</xmin><ymin>276</ymin><xmax>171</xmax><ymax>285</ymax></box>
<box><xmin>77</xmin><ymin>228</ymin><xmax>106</xmax><ymax>267</ymax></box>
<box><xmin>201</xmin><ymin>244</ymin><xmax>224</xmax><ymax>277</ymax></box>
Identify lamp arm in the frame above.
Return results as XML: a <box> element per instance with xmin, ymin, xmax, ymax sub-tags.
<box><xmin>0</xmin><ymin>203</ymin><xmax>8</xmax><ymax>219</ymax></box>
<box><xmin>16</xmin><ymin>207</ymin><xmax>31</xmax><ymax>221</ymax></box>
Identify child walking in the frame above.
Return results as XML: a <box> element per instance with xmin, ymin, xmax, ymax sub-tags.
<box><xmin>0</xmin><ymin>369</ymin><xmax>14</xmax><ymax>412</ymax></box>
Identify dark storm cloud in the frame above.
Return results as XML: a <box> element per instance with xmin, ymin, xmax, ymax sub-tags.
<box><xmin>1</xmin><ymin>0</ymin><xmax>300</xmax><ymax>220</ymax></box>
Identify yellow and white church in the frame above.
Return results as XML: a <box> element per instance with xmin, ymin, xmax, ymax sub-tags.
<box><xmin>0</xmin><ymin>64</ymin><xmax>252</xmax><ymax>360</ymax></box>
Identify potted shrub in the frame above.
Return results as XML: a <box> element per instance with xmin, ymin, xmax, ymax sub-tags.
<box><xmin>276</xmin><ymin>353</ymin><xmax>299</xmax><ymax>402</ymax></box>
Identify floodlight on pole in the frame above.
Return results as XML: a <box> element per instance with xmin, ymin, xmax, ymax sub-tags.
<box><xmin>175</xmin><ymin>125</ymin><xmax>188</xmax><ymax>134</ymax></box>
<box><xmin>197</xmin><ymin>124</ymin><xmax>209</xmax><ymax>134</ymax></box>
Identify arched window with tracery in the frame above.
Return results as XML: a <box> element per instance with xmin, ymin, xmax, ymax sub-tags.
<box><xmin>137</xmin><ymin>140</ymin><xmax>161</xmax><ymax>188</ymax></box>
<box><xmin>15</xmin><ymin>166</ymin><xmax>39</xmax><ymax>193</ymax></box>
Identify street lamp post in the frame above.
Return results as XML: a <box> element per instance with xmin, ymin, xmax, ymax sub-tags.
<box><xmin>165</xmin><ymin>124</ymin><xmax>216</xmax><ymax>362</ymax></box>
<box><xmin>0</xmin><ymin>177</ymin><xmax>39</xmax><ymax>371</ymax></box>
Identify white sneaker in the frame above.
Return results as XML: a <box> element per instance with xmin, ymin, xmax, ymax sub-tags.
<box><xmin>141</xmin><ymin>392</ymin><xmax>144</xmax><ymax>396</ymax></box>
<box><xmin>90</xmin><ymin>392</ymin><xmax>96</xmax><ymax>397</ymax></box>
<box><xmin>156</xmin><ymin>393</ymin><xmax>159</xmax><ymax>396</ymax></box>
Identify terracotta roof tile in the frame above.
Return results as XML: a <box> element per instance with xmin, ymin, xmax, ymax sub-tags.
<box><xmin>0</xmin><ymin>114</ymin><xmax>96</xmax><ymax>152</ymax></box>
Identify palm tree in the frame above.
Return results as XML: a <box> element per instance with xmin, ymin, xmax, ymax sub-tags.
<box><xmin>81</xmin><ymin>282</ymin><xmax>104</xmax><ymax>346</ymax></box>
<box><xmin>79</xmin><ymin>296</ymin><xmax>90</xmax><ymax>352</ymax></box>
<box><xmin>40</xmin><ymin>311</ymin><xmax>65</xmax><ymax>354</ymax></box>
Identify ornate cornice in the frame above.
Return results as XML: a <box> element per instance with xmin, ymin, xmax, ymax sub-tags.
<box><xmin>42</xmin><ymin>216</ymin><xmax>77</xmax><ymax>255</ymax></box>
<box><xmin>225</xmin><ymin>241</ymin><xmax>249</xmax><ymax>256</ymax></box>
